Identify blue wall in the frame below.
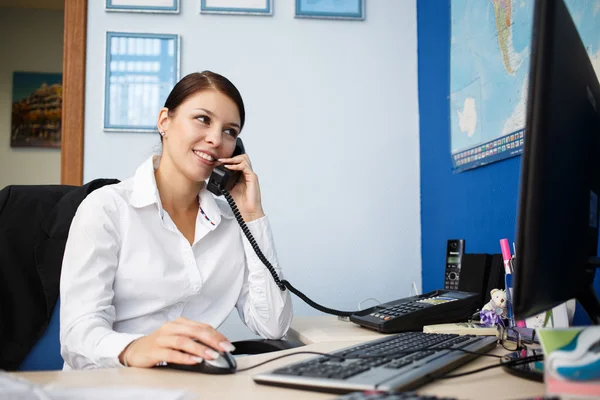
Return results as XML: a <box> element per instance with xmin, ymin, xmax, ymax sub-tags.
<box><xmin>416</xmin><ymin>0</ymin><xmax>598</xmax><ymax>325</ymax></box>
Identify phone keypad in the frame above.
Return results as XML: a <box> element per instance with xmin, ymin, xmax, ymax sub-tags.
<box><xmin>369</xmin><ymin>302</ymin><xmax>426</xmax><ymax>321</ymax></box>
<box><xmin>444</xmin><ymin>264</ymin><xmax>460</xmax><ymax>290</ymax></box>
<box><xmin>445</xmin><ymin>280</ymin><xmax>459</xmax><ymax>290</ymax></box>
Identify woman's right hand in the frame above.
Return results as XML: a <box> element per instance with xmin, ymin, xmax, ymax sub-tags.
<box><xmin>119</xmin><ymin>317</ymin><xmax>236</xmax><ymax>368</ymax></box>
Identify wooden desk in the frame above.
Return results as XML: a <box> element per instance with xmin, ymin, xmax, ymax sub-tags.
<box><xmin>12</xmin><ymin>341</ymin><xmax>360</xmax><ymax>400</ymax></box>
<box><xmin>10</xmin><ymin>317</ymin><xmax>545</xmax><ymax>400</ymax></box>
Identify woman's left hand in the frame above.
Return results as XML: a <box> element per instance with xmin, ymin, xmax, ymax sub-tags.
<box><xmin>217</xmin><ymin>153</ymin><xmax>265</xmax><ymax>222</ymax></box>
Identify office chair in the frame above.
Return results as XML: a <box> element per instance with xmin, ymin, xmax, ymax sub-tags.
<box><xmin>18</xmin><ymin>301</ymin><xmax>62</xmax><ymax>371</ymax></box>
<box><xmin>0</xmin><ymin>180</ymin><xmax>120</xmax><ymax>371</ymax></box>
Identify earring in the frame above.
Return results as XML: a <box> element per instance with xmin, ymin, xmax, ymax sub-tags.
<box><xmin>160</xmin><ymin>131</ymin><xmax>165</xmax><ymax>137</ymax></box>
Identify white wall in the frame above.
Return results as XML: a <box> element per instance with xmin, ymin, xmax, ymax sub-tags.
<box><xmin>0</xmin><ymin>8</ymin><xmax>63</xmax><ymax>188</ymax></box>
<box><xmin>84</xmin><ymin>0</ymin><xmax>421</xmax><ymax>340</ymax></box>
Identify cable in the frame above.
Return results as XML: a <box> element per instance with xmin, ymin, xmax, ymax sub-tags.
<box><xmin>358</xmin><ymin>297</ymin><xmax>381</xmax><ymax>310</ymax></box>
<box><xmin>283</xmin><ymin>279</ymin><xmax>355</xmax><ymax>317</ymax></box>
<box><xmin>222</xmin><ymin>190</ymin><xmax>284</xmax><ymax>289</ymax></box>
<box><xmin>222</xmin><ymin>189</ymin><xmax>357</xmax><ymax>317</ymax></box>
<box><xmin>411</xmin><ymin>281</ymin><xmax>420</xmax><ymax>296</ymax></box>
<box><xmin>431</xmin><ymin>354</ymin><xmax>544</xmax><ymax>379</ymax></box>
<box><xmin>236</xmin><ymin>351</ymin><xmax>334</xmax><ymax>372</ymax></box>
<box><xmin>235</xmin><ymin>346</ymin><xmax>504</xmax><ymax>373</ymax></box>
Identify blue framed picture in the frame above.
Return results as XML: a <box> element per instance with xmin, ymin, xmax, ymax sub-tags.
<box><xmin>104</xmin><ymin>32</ymin><xmax>180</xmax><ymax>132</ymax></box>
<box><xmin>200</xmin><ymin>0</ymin><xmax>272</xmax><ymax>15</ymax></box>
<box><xmin>295</xmin><ymin>0</ymin><xmax>365</xmax><ymax>20</ymax></box>
<box><xmin>105</xmin><ymin>0</ymin><xmax>179</xmax><ymax>13</ymax></box>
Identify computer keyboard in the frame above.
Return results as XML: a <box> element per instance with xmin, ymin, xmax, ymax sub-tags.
<box><xmin>253</xmin><ymin>331</ymin><xmax>497</xmax><ymax>394</ymax></box>
<box><xmin>334</xmin><ymin>391</ymin><xmax>457</xmax><ymax>400</ymax></box>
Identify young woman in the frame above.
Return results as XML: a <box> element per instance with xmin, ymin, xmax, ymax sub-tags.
<box><xmin>60</xmin><ymin>71</ymin><xmax>293</xmax><ymax>369</ymax></box>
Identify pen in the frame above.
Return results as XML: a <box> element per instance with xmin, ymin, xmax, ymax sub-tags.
<box><xmin>500</xmin><ymin>238</ymin><xmax>526</xmax><ymax>328</ymax></box>
<box><xmin>504</xmin><ymin>275</ymin><xmax>516</xmax><ymax>327</ymax></box>
<box><xmin>511</xmin><ymin>244</ymin><xmax>527</xmax><ymax>328</ymax></box>
<box><xmin>500</xmin><ymin>239</ymin><xmax>512</xmax><ymax>275</ymax></box>
<box><xmin>512</xmin><ymin>242</ymin><xmax>517</xmax><ymax>274</ymax></box>
<box><xmin>500</xmin><ymin>239</ymin><xmax>516</xmax><ymax>327</ymax></box>
<box><xmin>509</xmin><ymin>257</ymin><xmax>515</xmax><ymax>274</ymax></box>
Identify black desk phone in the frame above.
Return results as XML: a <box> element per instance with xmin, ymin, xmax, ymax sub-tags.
<box><xmin>349</xmin><ymin>290</ymin><xmax>480</xmax><ymax>333</ymax></box>
<box><xmin>207</xmin><ymin>139</ymin><xmax>480</xmax><ymax>333</ymax></box>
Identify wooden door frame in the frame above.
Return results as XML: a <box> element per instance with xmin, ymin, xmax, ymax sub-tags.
<box><xmin>61</xmin><ymin>0</ymin><xmax>87</xmax><ymax>186</ymax></box>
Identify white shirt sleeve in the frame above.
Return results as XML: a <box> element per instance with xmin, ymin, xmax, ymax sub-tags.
<box><xmin>59</xmin><ymin>190</ymin><xmax>143</xmax><ymax>369</ymax></box>
<box><xmin>236</xmin><ymin>216</ymin><xmax>293</xmax><ymax>339</ymax></box>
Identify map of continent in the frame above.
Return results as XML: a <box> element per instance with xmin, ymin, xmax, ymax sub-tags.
<box><xmin>493</xmin><ymin>0</ymin><xmax>524</xmax><ymax>76</ymax></box>
<box><xmin>450</xmin><ymin>0</ymin><xmax>600</xmax><ymax>172</ymax></box>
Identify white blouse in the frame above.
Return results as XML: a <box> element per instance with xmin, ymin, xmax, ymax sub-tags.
<box><xmin>59</xmin><ymin>156</ymin><xmax>293</xmax><ymax>370</ymax></box>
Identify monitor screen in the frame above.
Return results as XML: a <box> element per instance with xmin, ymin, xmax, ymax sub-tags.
<box><xmin>513</xmin><ymin>0</ymin><xmax>600</xmax><ymax>323</ymax></box>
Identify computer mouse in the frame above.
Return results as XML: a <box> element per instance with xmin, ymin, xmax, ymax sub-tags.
<box><xmin>160</xmin><ymin>350</ymin><xmax>237</xmax><ymax>375</ymax></box>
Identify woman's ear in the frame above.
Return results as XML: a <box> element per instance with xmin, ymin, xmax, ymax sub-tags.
<box><xmin>157</xmin><ymin>107</ymin><xmax>170</xmax><ymax>134</ymax></box>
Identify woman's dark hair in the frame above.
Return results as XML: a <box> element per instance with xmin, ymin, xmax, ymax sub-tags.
<box><xmin>162</xmin><ymin>70</ymin><xmax>245</xmax><ymax>132</ymax></box>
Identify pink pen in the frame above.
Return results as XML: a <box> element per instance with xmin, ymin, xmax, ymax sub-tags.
<box><xmin>500</xmin><ymin>239</ymin><xmax>512</xmax><ymax>274</ymax></box>
<box><xmin>500</xmin><ymin>238</ymin><xmax>526</xmax><ymax>327</ymax></box>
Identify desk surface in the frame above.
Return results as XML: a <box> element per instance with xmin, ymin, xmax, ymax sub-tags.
<box><xmin>287</xmin><ymin>316</ymin><xmax>391</xmax><ymax>344</ymax></box>
<box><xmin>11</xmin><ymin>317</ymin><xmax>546</xmax><ymax>400</ymax></box>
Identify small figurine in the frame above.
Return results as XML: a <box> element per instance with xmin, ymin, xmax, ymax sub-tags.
<box><xmin>480</xmin><ymin>289</ymin><xmax>508</xmax><ymax>326</ymax></box>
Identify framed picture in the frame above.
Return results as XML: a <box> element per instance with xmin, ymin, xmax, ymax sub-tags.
<box><xmin>105</xmin><ymin>0</ymin><xmax>179</xmax><ymax>13</ymax></box>
<box><xmin>104</xmin><ymin>32</ymin><xmax>180</xmax><ymax>132</ymax></box>
<box><xmin>11</xmin><ymin>71</ymin><xmax>62</xmax><ymax>148</ymax></box>
<box><xmin>200</xmin><ymin>0</ymin><xmax>272</xmax><ymax>15</ymax></box>
<box><xmin>295</xmin><ymin>0</ymin><xmax>365</xmax><ymax>20</ymax></box>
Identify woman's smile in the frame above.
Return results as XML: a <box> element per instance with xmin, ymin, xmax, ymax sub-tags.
<box><xmin>192</xmin><ymin>149</ymin><xmax>218</xmax><ymax>166</ymax></box>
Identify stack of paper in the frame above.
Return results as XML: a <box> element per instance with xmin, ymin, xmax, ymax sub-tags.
<box><xmin>0</xmin><ymin>372</ymin><xmax>196</xmax><ymax>400</ymax></box>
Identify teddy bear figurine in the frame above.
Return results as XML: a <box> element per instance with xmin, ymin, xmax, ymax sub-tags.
<box><xmin>480</xmin><ymin>289</ymin><xmax>508</xmax><ymax>326</ymax></box>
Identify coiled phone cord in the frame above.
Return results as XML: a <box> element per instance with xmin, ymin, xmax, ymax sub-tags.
<box><xmin>222</xmin><ymin>190</ymin><xmax>355</xmax><ymax>317</ymax></box>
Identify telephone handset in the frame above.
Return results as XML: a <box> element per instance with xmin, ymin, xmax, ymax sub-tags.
<box><xmin>207</xmin><ymin>138</ymin><xmax>246</xmax><ymax>196</ymax></box>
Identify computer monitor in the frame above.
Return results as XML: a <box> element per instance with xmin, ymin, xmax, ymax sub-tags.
<box><xmin>514</xmin><ymin>0</ymin><xmax>600</xmax><ymax>324</ymax></box>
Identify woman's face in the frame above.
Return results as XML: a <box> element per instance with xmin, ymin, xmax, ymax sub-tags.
<box><xmin>159</xmin><ymin>89</ymin><xmax>241</xmax><ymax>183</ymax></box>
